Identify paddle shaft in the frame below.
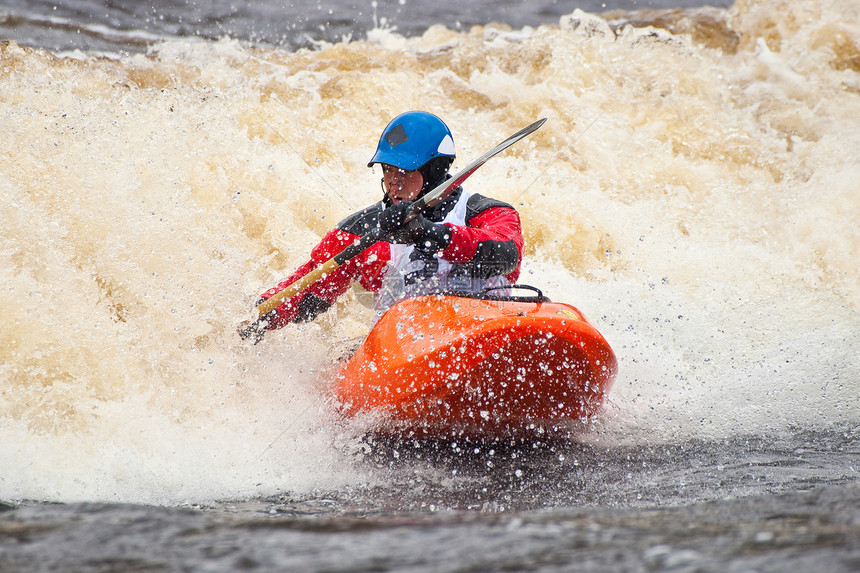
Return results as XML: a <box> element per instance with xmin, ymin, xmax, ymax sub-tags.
<box><xmin>253</xmin><ymin>118</ymin><xmax>547</xmax><ymax>320</ymax></box>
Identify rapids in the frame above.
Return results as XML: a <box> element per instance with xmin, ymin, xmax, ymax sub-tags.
<box><xmin>1</xmin><ymin>0</ymin><xmax>859</xmax><ymax>506</ymax></box>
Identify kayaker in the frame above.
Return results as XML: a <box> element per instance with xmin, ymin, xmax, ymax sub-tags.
<box><xmin>254</xmin><ymin>111</ymin><xmax>524</xmax><ymax>331</ymax></box>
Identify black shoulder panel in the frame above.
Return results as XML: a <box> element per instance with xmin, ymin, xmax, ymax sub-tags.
<box><xmin>465</xmin><ymin>193</ymin><xmax>515</xmax><ymax>222</ymax></box>
<box><xmin>337</xmin><ymin>202</ymin><xmax>384</xmax><ymax>237</ymax></box>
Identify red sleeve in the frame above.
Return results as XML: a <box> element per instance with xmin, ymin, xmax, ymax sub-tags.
<box><xmin>440</xmin><ymin>206</ymin><xmax>524</xmax><ymax>280</ymax></box>
<box><xmin>260</xmin><ymin>230</ymin><xmax>389</xmax><ymax>328</ymax></box>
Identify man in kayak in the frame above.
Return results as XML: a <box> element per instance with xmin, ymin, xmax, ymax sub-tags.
<box><xmin>252</xmin><ymin>111</ymin><xmax>524</xmax><ymax>333</ymax></box>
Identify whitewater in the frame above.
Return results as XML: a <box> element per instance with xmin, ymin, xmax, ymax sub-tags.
<box><xmin>1</xmin><ymin>0</ymin><xmax>859</xmax><ymax>570</ymax></box>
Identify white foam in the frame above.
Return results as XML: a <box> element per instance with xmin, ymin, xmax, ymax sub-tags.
<box><xmin>1</xmin><ymin>0</ymin><xmax>858</xmax><ymax>503</ymax></box>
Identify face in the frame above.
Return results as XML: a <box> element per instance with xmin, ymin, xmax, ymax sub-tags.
<box><xmin>382</xmin><ymin>164</ymin><xmax>423</xmax><ymax>203</ymax></box>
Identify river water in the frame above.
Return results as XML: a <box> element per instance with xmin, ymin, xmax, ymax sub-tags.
<box><xmin>1</xmin><ymin>0</ymin><xmax>859</xmax><ymax>570</ymax></box>
<box><xmin>0</xmin><ymin>0</ymin><xmax>732</xmax><ymax>53</ymax></box>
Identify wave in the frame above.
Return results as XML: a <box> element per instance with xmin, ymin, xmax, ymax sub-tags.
<box><xmin>1</xmin><ymin>0</ymin><xmax>858</xmax><ymax>503</ymax></box>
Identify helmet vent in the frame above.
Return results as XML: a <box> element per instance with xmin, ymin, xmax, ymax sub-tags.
<box><xmin>437</xmin><ymin>134</ymin><xmax>455</xmax><ymax>156</ymax></box>
<box><xmin>385</xmin><ymin>123</ymin><xmax>409</xmax><ymax>147</ymax></box>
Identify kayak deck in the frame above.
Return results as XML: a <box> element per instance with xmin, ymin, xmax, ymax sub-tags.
<box><xmin>334</xmin><ymin>293</ymin><xmax>617</xmax><ymax>440</ymax></box>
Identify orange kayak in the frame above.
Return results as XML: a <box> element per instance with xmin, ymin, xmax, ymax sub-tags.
<box><xmin>334</xmin><ymin>291</ymin><xmax>618</xmax><ymax>440</ymax></box>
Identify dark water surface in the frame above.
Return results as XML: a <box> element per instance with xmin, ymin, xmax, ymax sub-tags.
<box><xmin>3</xmin><ymin>428</ymin><xmax>859</xmax><ymax>571</ymax></box>
<box><xmin>4</xmin><ymin>485</ymin><xmax>860</xmax><ymax>572</ymax></box>
<box><xmin>0</xmin><ymin>0</ymin><xmax>732</xmax><ymax>53</ymax></box>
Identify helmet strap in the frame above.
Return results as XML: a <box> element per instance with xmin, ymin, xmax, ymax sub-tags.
<box><xmin>417</xmin><ymin>157</ymin><xmax>454</xmax><ymax>198</ymax></box>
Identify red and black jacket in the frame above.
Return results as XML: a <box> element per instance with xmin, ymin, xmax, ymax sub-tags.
<box><xmin>260</xmin><ymin>187</ymin><xmax>523</xmax><ymax>329</ymax></box>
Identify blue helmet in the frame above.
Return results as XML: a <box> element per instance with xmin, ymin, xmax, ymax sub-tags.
<box><xmin>368</xmin><ymin>111</ymin><xmax>456</xmax><ymax>171</ymax></box>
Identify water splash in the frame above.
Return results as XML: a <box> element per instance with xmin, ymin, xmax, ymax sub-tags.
<box><xmin>1</xmin><ymin>0</ymin><xmax>858</xmax><ymax>503</ymax></box>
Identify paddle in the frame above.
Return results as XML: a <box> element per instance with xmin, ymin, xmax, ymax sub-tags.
<box><xmin>239</xmin><ymin>117</ymin><xmax>547</xmax><ymax>342</ymax></box>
